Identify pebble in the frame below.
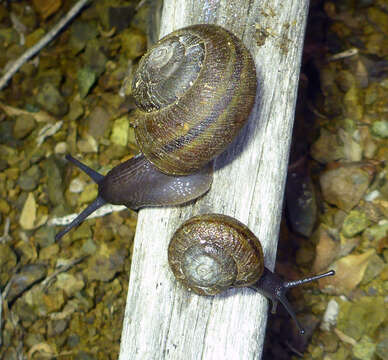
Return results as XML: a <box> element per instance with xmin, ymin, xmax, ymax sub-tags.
<box><xmin>13</xmin><ymin>114</ymin><xmax>36</xmax><ymax>139</ymax></box>
<box><xmin>6</xmin><ymin>263</ymin><xmax>47</xmax><ymax>302</ymax></box>
<box><xmin>320</xmin><ymin>164</ymin><xmax>374</xmax><ymax>211</ymax></box>
<box><xmin>18</xmin><ymin>164</ymin><xmax>41</xmax><ymax>191</ymax></box>
<box><xmin>19</xmin><ymin>192</ymin><xmax>36</xmax><ymax>230</ymax></box>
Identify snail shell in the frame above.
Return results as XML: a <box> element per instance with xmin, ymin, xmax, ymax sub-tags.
<box><xmin>168</xmin><ymin>214</ymin><xmax>336</xmax><ymax>334</ymax></box>
<box><xmin>168</xmin><ymin>213</ymin><xmax>263</xmax><ymax>295</ymax></box>
<box><xmin>131</xmin><ymin>24</ymin><xmax>257</xmax><ymax>175</ymax></box>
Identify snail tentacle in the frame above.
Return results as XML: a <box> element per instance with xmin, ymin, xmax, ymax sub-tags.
<box><xmin>252</xmin><ymin>268</ymin><xmax>335</xmax><ymax>335</ymax></box>
<box><xmin>65</xmin><ymin>154</ymin><xmax>104</xmax><ymax>183</ymax></box>
<box><xmin>55</xmin><ymin>196</ymin><xmax>106</xmax><ymax>241</ymax></box>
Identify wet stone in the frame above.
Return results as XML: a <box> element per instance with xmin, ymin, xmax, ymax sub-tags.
<box><xmin>85</xmin><ymin>106</ymin><xmax>111</xmax><ymax>139</ymax></box>
<box><xmin>36</xmin><ymin>83</ymin><xmax>68</xmax><ymax>116</ymax></box>
<box><xmin>337</xmin><ymin>296</ymin><xmax>385</xmax><ymax>341</ymax></box>
<box><xmin>371</xmin><ymin>120</ymin><xmax>388</xmax><ymax>138</ymax></box>
<box><xmin>7</xmin><ymin>264</ymin><xmax>47</xmax><ymax>302</ymax></box>
<box><xmin>319</xmin><ymin>249</ymin><xmax>375</xmax><ymax>295</ymax></box>
<box><xmin>83</xmin><ymin>39</ymin><xmax>108</xmax><ymax>77</ymax></box>
<box><xmin>13</xmin><ymin>114</ymin><xmax>36</xmax><ymax>139</ymax></box>
<box><xmin>353</xmin><ymin>335</ymin><xmax>376</xmax><ymax>360</ymax></box>
<box><xmin>85</xmin><ymin>242</ymin><xmax>126</xmax><ymax>282</ymax></box>
<box><xmin>311</xmin><ymin>129</ymin><xmax>345</xmax><ymax>163</ymax></box>
<box><xmin>342</xmin><ymin>210</ymin><xmax>370</xmax><ymax>237</ymax></box>
<box><xmin>44</xmin><ymin>157</ymin><xmax>64</xmax><ymax>206</ymax></box>
<box><xmin>110</xmin><ymin>116</ymin><xmax>129</xmax><ymax>146</ymax></box>
<box><xmin>320</xmin><ymin>164</ymin><xmax>373</xmax><ymax>211</ymax></box>
<box><xmin>69</xmin><ymin>21</ymin><xmax>98</xmax><ymax>54</ymax></box>
<box><xmin>55</xmin><ymin>273</ymin><xmax>85</xmax><ymax>297</ymax></box>
<box><xmin>68</xmin><ymin>101</ymin><xmax>84</xmax><ymax>121</ymax></box>
<box><xmin>0</xmin><ymin>198</ymin><xmax>10</xmax><ymax>214</ymax></box>
<box><xmin>47</xmin><ymin>318</ymin><xmax>69</xmax><ymax>337</ymax></box>
<box><xmin>35</xmin><ymin>225</ymin><xmax>56</xmax><ymax>248</ymax></box>
<box><xmin>77</xmin><ymin>66</ymin><xmax>96</xmax><ymax>98</ymax></box>
<box><xmin>0</xmin><ymin>244</ymin><xmax>17</xmax><ymax>287</ymax></box>
<box><xmin>39</xmin><ymin>243</ymin><xmax>59</xmax><ymax>261</ymax></box>
<box><xmin>18</xmin><ymin>164</ymin><xmax>41</xmax><ymax>191</ymax></box>
<box><xmin>120</xmin><ymin>28</ymin><xmax>147</xmax><ymax>60</ymax></box>
<box><xmin>362</xmin><ymin>254</ymin><xmax>385</xmax><ymax>284</ymax></box>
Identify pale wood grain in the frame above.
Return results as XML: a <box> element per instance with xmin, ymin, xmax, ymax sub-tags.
<box><xmin>119</xmin><ymin>0</ymin><xmax>309</xmax><ymax>359</ymax></box>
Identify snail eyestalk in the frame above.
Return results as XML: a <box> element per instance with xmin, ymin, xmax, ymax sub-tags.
<box><xmin>55</xmin><ymin>155</ymin><xmax>107</xmax><ymax>241</ymax></box>
<box><xmin>65</xmin><ymin>155</ymin><xmax>104</xmax><ymax>183</ymax></box>
<box><xmin>253</xmin><ymin>268</ymin><xmax>335</xmax><ymax>335</ymax></box>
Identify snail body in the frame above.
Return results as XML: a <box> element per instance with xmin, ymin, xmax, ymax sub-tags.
<box><xmin>55</xmin><ymin>24</ymin><xmax>257</xmax><ymax>240</ymax></box>
<box><xmin>168</xmin><ymin>214</ymin><xmax>335</xmax><ymax>334</ymax></box>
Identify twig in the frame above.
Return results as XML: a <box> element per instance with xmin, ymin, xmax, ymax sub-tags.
<box><xmin>0</xmin><ymin>0</ymin><xmax>91</xmax><ymax>91</ymax></box>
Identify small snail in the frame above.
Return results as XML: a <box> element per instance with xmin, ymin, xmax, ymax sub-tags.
<box><xmin>55</xmin><ymin>24</ymin><xmax>257</xmax><ymax>240</ymax></box>
<box><xmin>168</xmin><ymin>214</ymin><xmax>335</xmax><ymax>334</ymax></box>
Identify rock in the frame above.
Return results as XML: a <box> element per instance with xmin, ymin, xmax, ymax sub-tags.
<box><xmin>68</xmin><ymin>101</ymin><xmax>84</xmax><ymax>122</ymax></box>
<box><xmin>32</xmin><ymin>0</ymin><xmax>62</xmax><ymax>19</ymax></box>
<box><xmin>376</xmin><ymin>330</ymin><xmax>388</xmax><ymax>360</ymax></box>
<box><xmin>79</xmin><ymin>183</ymin><xmax>98</xmax><ymax>204</ymax></box>
<box><xmin>85</xmin><ymin>242</ymin><xmax>126</xmax><ymax>282</ymax></box>
<box><xmin>25</xmin><ymin>28</ymin><xmax>45</xmax><ymax>48</ymax></box>
<box><xmin>39</xmin><ymin>243</ymin><xmax>59</xmax><ymax>261</ymax></box>
<box><xmin>85</xmin><ymin>106</ymin><xmax>111</xmax><ymax>139</ymax></box>
<box><xmin>13</xmin><ymin>114</ymin><xmax>36</xmax><ymax>139</ymax></box>
<box><xmin>0</xmin><ymin>198</ymin><xmax>10</xmax><ymax>214</ymax></box>
<box><xmin>361</xmin><ymin>254</ymin><xmax>385</xmax><ymax>284</ymax></box>
<box><xmin>353</xmin><ymin>335</ymin><xmax>376</xmax><ymax>360</ymax></box>
<box><xmin>69</xmin><ymin>178</ymin><xmax>85</xmax><ymax>194</ymax></box>
<box><xmin>342</xmin><ymin>210</ymin><xmax>371</xmax><ymax>237</ymax></box>
<box><xmin>19</xmin><ymin>192</ymin><xmax>37</xmax><ymax>230</ymax></box>
<box><xmin>319</xmin><ymin>249</ymin><xmax>375</xmax><ymax>295</ymax></box>
<box><xmin>120</xmin><ymin>28</ymin><xmax>147</xmax><ymax>60</ymax></box>
<box><xmin>69</xmin><ymin>21</ymin><xmax>98</xmax><ymax>54</ymax></box>
<box><xmin>371</xmin><ymin>121</ymin><xmax>388</xmax><ymax>138</ymax></box>
<box><xmin>55</xmin><ymin>273</ymin><xmax>85</xmax><ymax>297</ymax></box>
<box><xmin>311</xmin><ymin>129</ymin><xmax>344</xmax><ymax>163</ymax></box>
<box><xmin>108</xmin><ymin>5</ymin><xmax>135</xmax><ymax>32</ymax></box>
<box><xmin>77</xmin><ymin>134</ymin><xmax>98</xmax><ymax>153</ymax></box>
<box><xmin>18</xmin><ymin>164</ymin><xmax>41</xmax><ymax>191</ymax></box>
<box><xmin>337</xmin><ymin>296</ymin><xmax>385</xmax><ymax>341</ymax></box>
<box><xmin>110</xmin><ymin>116</ymin><xmax>129</xmax><ymax>146</ymax></box>
<box><xmin>0</xmin><ymin>244</ymin><xmax>17</xmax><ymax>287</ymax></box>
<box><xmin>320</xmin><ymin>163</ymin><xmax>374</xmax><ymax>211</ymax></box>
<box><xmin>77</xmin><ymin>67</ymin><xmax>97</xmax><ymax>98</ymax></box>
<box><xmin>312</xmin><ymin>225</ymin><xmax>339</xmax><ymax>273</ymax></box>
<box><xmin>35</xmin><ymin>226</ymin><xmax>56</xmax><ymax>248</ymax></box>
<box><xmin>47</xmin><ymin>318</ymin><xmax>69</xmax><ymax>337</ymax></box>
<box><xmin>343</xmin><ymin>86</ymin><xmax>363</xmax><ymax>120</ymax></box>
<box><xmin>44</xmin><ymin>157</ymin><xmax>64</xmax><ymax>206</ymax></box>
<box><xmin>82</xmin><ymin>39</ymin><xmax>108</xmax><ymax>77</ymax></box>
<box><xmin>7</xmin><ymin>264</ymin><xmax>47</xmax><ymax>302</ymax></box>
<box><xmin>42</xmin><ymin>287</ymin><xmax>65</xmax><ymax>312</ymax></box>
<box><xmin>54</xmin><ymin>141</ymin><xmax>67</xmax><ymax>154</ymax></box>
<box><xmin>36</xmin><ymin>83</ymin><xmax>68</xmax><ymax>116</ymax></box>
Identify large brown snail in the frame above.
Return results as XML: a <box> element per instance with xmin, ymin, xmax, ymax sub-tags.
<box><xmin>55</xmin><ymin>24</ymin><xmax>257</xmax><ymax>240</ymax></box>
<box><xmin>168</xmin><ymin>214</ymin><xmax>335</xmax><ymax>334</ymax></box>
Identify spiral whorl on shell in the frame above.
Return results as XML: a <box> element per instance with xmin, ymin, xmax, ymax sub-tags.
<box><xmin>168</xmin><ymin>214</ymin><xmax>264</xmax><ymax>295</ymax></box>
<box><xmin>131</xmin><ymin>24</ymin><xmax>257</xmax><ymax>175</ymax></box>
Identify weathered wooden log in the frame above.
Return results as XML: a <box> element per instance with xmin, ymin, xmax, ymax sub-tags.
<box><xmin>119</xmin><ymin>0</ymin><xmax>309</xmax><ymax>359</ymax></box>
